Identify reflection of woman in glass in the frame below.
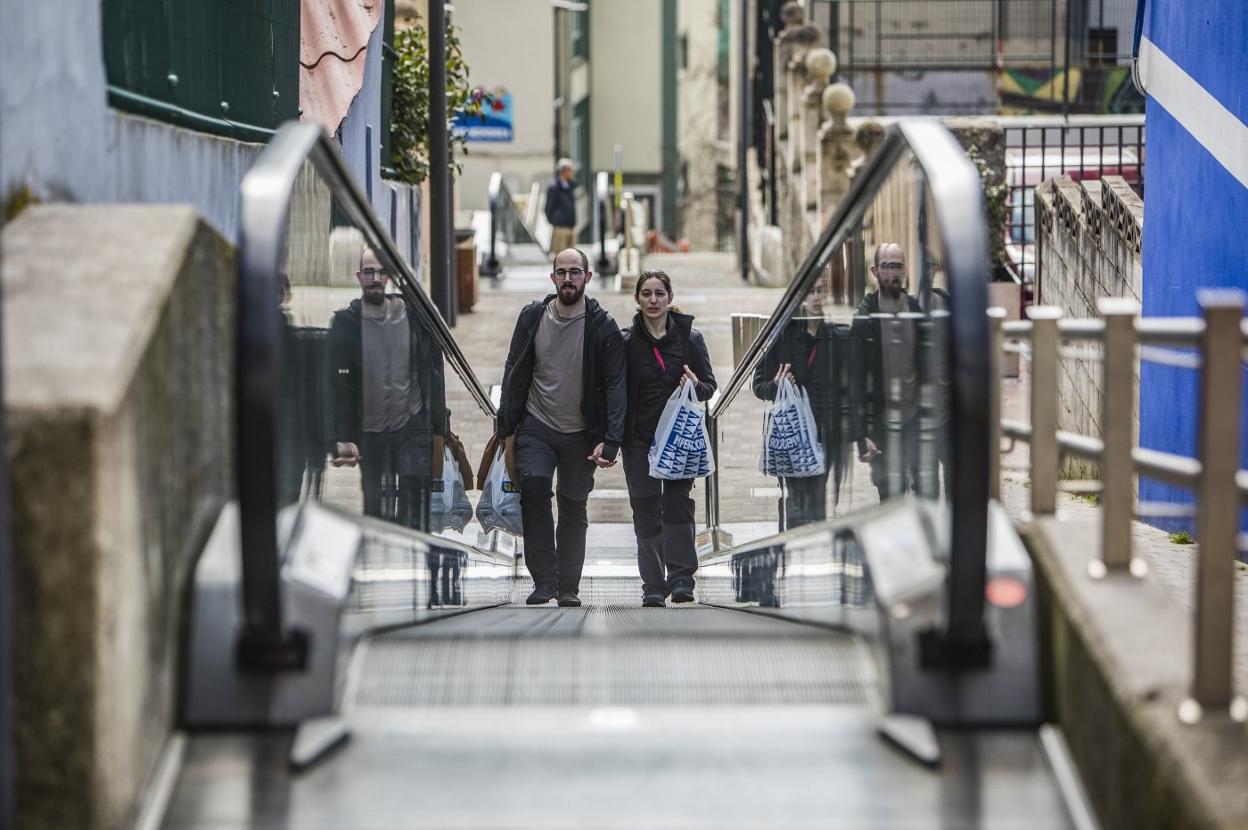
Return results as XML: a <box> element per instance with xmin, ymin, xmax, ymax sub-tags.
<box><xmin>621</xmin><ymin>270</ymin><xmax>717</xmax><ymax>607</ymax></box>
<box><xmin>752</xmin><ymin>272</ymin><xmax>851</xmax><ymax>528</ymax></box>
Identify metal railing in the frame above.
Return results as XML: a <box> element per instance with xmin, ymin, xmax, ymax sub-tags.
<box><xmin>705</xmin><ymin>120</ymin><xmax>991</xmax><ymax>664</ymax></box>
<box><xmin>235</xmin><ymin>122</ymin><xmax>497</xmax><ymax>668</ymax></box>
<box><xmin>591</xmin><ymin>171</ymin><xmax>615</xmax><ymax>275</ymax></box>
<box><xmin>479</xmin><ymin>172</ymin><xmax>547</xmax><ymax>278</ymax></box>
<box><xmin>991</xmin><ymin>292</ymin><xmax>1247</xmax><ymax>720</ymax></box>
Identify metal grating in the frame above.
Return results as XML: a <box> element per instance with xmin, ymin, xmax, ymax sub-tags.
<box><xmin>348</xmin><ymin>604</ymin><xmax>874</xmax><ymax>707</ymax></box>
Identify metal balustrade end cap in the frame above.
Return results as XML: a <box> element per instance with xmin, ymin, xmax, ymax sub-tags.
<box><xmin>1097</xmin><ymin>297</ymin><xmax>1141</xmax><ymax>316</ymax></box>
<box><xmin>1196</xmin><ymin>288</ymin><xmax>1246</xmax><ymax>311</ymax></box>
<box><xmin>1026</xmin><ymin>305</ymin><xmax>1063</xmax><ymax>321</ymax></box>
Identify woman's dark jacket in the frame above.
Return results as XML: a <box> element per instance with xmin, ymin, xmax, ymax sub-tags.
<box><xmin>621</xmin><ymin>311</ymin><xmax>716</xmax><ymax>446</ymax></box>
<box><xmin>751</xmin><ymin>315</ymin><xmax>852</xmax><ymax>448</ymax></box>
<box><xmin>325</xmin><ymin>298</ymin><xmax>449</xmax><ymax>448</ymax></box>
<box><xmin>496</xmin><ymin>295</ymin><xmax>627</xmax><ymax>460</ymax></box>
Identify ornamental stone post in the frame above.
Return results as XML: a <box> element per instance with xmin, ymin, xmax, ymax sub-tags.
<box><xmin>802</xmin><ymin>48</ymin><xmax>836</xmax><ymax>211</ymax></box>
<box><xmin>773</xmin><ymin>1</ymin><xmax>806</xmax><ymax>142</ymax></box>
<box><xmin>818</xmin><ymin>82</ymin><xmax>857</xmax><ymax>221</ymax></box>
<box><xmin>786</xmin><ymin>25</ymin><xmax>821</xmax><ymax>172</ymax></box>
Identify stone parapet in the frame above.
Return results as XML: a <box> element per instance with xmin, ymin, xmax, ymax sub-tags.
<box><xmin>1035</xmin><ymin>174</ymin><xmax>1143</xmax><ymax>480</ymax></box>
<box><xmin>3</xmin><ymin>205</ymin><xmax>235</xmax><ymax>829</ymax></box>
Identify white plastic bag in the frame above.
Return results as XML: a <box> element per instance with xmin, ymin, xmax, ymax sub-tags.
<box><xmin>430</xmin><ymin>446</ymin><xmax>474</xmax><ymax>533</ymax></box>
<box><xmin>760</xmin><ymin>377</ymin><xmax>825</xmax><ymax>478</ymax></box>
<box><xmin>648</xmin><ymin>381</ymin><xmax>715</xmax><ymax>480</ymax></box>
<box><xmin>475</xmin><ymin>446</ymin><xmax>524</xmax><ymax>536</ymax></box>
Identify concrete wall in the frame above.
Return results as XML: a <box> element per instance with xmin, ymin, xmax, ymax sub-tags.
<box><xmin>677</xmin><ymin>0</ymin><xmax>728</xmax><ymax>250</ymax></box>
<box><xmin>1138</xmin><ymin>0</ymin><xmax>1248</xmax><ymax>531</ymax></box>
<box><xmin>455</xmin><ymin>0</ymin><xmax>557</xmax><ymax>212</ymax></box>
<box><xmin>1034</xmin><ymin>174</ymin><xmax>1143</xmax><ymax>479</ymax></box>
<box><xmin>590</xmin><ymin>0</ymin><xmax>663</xmax><ymax>176</ymax></box>
<box><xmin>3</xmin><ymin>206</ymin><xmax>235</xmax><ymax>829</ymax></box>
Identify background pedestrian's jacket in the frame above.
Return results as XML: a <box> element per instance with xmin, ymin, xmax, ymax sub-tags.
<box><xmin>621</xmin><ymin>311</ymin><xmax>716</xmax><ymax>445</ymax></box>
<box><xmin>326</xmin><ymin>298</ymin><xmax>449</xmax><ymax>450</ymax></box>
<box><xmin>544</xmin><ymin>178</ymin><xmax>577</xmax><ymax>227</ymax></box>
<box><xmin>496</xmin><ymin>295</ymin><xmax>626</xmax><ymax>460</ymax></box>
<box><xmin>848</xmin><ymin>289</ymin><xmax>921</xmax><ymax>453</ymax></box>
<box><xmin>751</xmin><ymin>316</ymin><xmax>851</xmax><ymax>450</ymax></box>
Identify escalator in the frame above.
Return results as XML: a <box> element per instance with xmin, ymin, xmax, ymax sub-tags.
<box><xmin>162</xmin><ymin>121</ymin><xmax>1091</xmax><ymax>828</ymax></box>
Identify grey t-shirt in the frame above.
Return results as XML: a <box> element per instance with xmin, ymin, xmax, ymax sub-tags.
<box><xmin>877</xmin><ymin>292</ymin><xmax>919</xmax><ymax>424</ymax></box>
<box><xmin>525</xmin><ymin>302</ymin><xmax>587</xmax><ymax>433</ymax></box>
<box><xmin>361</xmin><ymin>298</ymin><xmax>421</xmax><ymax>433</ymax></box>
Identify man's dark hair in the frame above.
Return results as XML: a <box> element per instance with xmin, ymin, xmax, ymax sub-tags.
<box><xmin>552</xmin><ymin>247</ymin><xmax>589</xmax><ymax>271</ymax></box>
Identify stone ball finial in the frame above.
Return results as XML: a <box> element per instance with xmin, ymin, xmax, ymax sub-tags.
<box><xmin>823</xmin><ymin>82</ymin><xmax>855</xmax><ymax>118</ymax></box>
<box><xmin>805</xmin><ymin>48</ymin><xmax>837</xmax><ymax>83</ymax></box>
<box><xmin>780</xmin><ymin>1</ymin><xmax>805</xmax><ymax>26</ymax></box>
<box><xmin>794</xmin><ymin>24</ymin><xmax>822</xmax><ymax>46</ymax></box>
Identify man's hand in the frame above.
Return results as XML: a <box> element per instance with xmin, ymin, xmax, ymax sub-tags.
<box><xmin>858</xmin><ymin>437</ymin><xmax>882</xmax><ymax>464</ymax></box>
<box><xmin>332</xmin><ymin>442</ymin><xmax>361</xmax><ymax>468</ymax></box>
<box><xmin>588</xmin><ymin>443</ymin><xmax>617</xmax><ymax>468</ymax></box>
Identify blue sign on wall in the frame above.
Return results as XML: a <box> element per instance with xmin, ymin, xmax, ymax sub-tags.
<box><xmin>453</xmin><ymin>87</ymin><xmax>513</xmax><ymax>142</ymax></box>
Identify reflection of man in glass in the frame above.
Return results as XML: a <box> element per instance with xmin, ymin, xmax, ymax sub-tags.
<box><xmin>752</xmin><ymin>271</ymin><xmax>851</xmax><ymax>528</ymax></box>
<box><xmin>326</xmin><ymin>248</ymin><xmax>447</xmax><ymax>528</ymax></box>
<box><xmin>851</xmin><ymin>243</ymin><xmax>921</xmax><ymax>500</ymax></box>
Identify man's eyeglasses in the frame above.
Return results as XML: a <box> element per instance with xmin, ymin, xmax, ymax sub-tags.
<box><xmin>359</xmin><ymin>267</ymin><xmax>388</xmax><ymax>280</ymax></box>
<box><xmin>554</xmin><ymin>268</ymin><xmax>586</xmax><ymax>281</ymax></box>
<box><xmin>877</xmin><ymin>263</ymin><xmax>905</xmax><ymax>272</ymax></box>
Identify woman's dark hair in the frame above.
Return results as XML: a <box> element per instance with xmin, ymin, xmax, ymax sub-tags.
<box><xmin>634</xmin><ymin>269</ymin><xmax>682</xmax><ymax>314</ymax></box>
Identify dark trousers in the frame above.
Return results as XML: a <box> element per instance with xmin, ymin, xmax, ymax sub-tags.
<box><xmin>360</xmin><ymin>422</ymin><xmax>431</xmax><ymax>529</ymax></box>
<box><xmin>781</xmin><ymin>440</ymin><xmax>846</xmax><ymax>530</ymax></box>
<box><xmin>622</xmin><ymin>443</ymin><xmax>698</xmax><ymax>596</ymax></box>
<box><xmin>869</xmin><ymin>414</ymin><xmax>920</xmax><ymax>500</ymax></box>
<box><xmin>515</xmin><ymin>417</ymin><xmax>597</xmax><ymax>595</ymax></box>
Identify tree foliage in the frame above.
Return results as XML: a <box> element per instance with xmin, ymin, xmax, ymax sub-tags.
<box><xmin>389</xmin><ymin>14</ymin><xmax>485</xmax><ymax>185</ymax></box>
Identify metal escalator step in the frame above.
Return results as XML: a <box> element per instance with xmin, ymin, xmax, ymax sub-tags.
<box><xmin>348</xmin><ymin>605</ymin><xmax>874</xmax><ymax>707</ymax></box>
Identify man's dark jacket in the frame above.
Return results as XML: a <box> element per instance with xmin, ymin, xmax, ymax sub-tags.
<box><xmin>544</xmin><ymin>178</ymin><xmax>577</xmax><ymax>228</ymax></box>
<box><xmin>621</xmin><ymin>310</ymin><xmax>716</xmax><ymax>445</ymax></box>
<box><xmin>849</xmin><ymin>289</ymin><xmax>921</xmax><ymax>451</ymax></box>
<box><xmin>326</xmin><ymin>298</ymin><xmax>448</xmax><ymax>448</ymax></box>
<box><xmin>496</xmin><ymin>295</ymin><xmax>626</xmax><ymax>460</ymax></box>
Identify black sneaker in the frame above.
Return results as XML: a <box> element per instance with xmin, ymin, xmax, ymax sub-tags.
<box><xmin>526</xmin><ymin>585</ymin><xmax>557</xmax><ymax>605</ymax></box>
<box><xmin>557</xmin><ymin>592</ymin><xmax>582</xmax><ymax>607</ymax></box>
<box><xmin>671</xmin><ymin>585</ymin><xmax>695</xmax><ymax>604</ymax></box>
<box><xmin>642</xmin><ymin>593</ymin><xmax>666</xmax><ymax>608</ymax></box>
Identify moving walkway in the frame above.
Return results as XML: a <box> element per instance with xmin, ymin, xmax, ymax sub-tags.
<box><xmin>163</xmin><ymin>119</ymin><xmax>1090</xmax><ymax>828</ymax></box>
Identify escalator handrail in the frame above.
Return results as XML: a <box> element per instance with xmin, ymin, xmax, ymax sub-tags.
<box><xmin>236</xmin><ymin>121</ymin><xmax>497</xmax><ymax>647</ymax></box>
<box><xmin>707</xmin><ymin>120</ymin><xmax>991</xmax><ymax>654</ymax></box>
<box><xmin>487</xmin><ymin>171</ymin><xmax>545</xmax><ymax>254</ymax></box>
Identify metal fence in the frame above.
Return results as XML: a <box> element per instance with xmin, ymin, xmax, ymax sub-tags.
<box><xmin>805</xmin><ymin>0</ymin><xmax>1144</xmax><ymax>116</ymax></box>
<box><xmin>991</xmin><ymin>293</ymin><xmax>1248</xmax><ymax>720</ymax></box>
<box><xmin>101</xmin><ymin>0</ymin><xmax>300</xmax><ymax>141</ymax></box>
<box><xmin>1000</xmin><ymin>115</ymin><xmax>1144</xmax><ymax>285</ymax></box>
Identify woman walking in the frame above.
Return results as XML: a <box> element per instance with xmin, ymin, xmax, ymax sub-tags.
<box><xmin>621</xmin><ymin>269</ymin><xmax>717</xmax><ymax>607</ymax></box>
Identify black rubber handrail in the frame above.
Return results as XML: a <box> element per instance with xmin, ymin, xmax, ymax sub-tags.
<box><xmin>709</xmin><ymin>120</ymin><xmax>991</xmax><ymax>661</ymax></box>
<box><xmin>479</xmin><ymin>172</ymin><xmax>546</xmax><ymax>277</ymax></box>
<box><xmin>235</xmin><ymin>122</ymin><xmax>497</xmax><ymax>667</ymax></box>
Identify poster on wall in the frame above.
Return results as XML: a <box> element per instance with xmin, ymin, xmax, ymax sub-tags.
<box><xmin>453</xmin><ymin>87</ymin><xmax>513</xmax><ymax>142</ymax></box>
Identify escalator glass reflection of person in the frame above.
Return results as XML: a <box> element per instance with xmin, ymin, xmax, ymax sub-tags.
<box><xmin>326</xmin><ymin>248</ymin><xmax>448</xmax><ymax>530</ymax></box>
<box><xmin>752</xmin><ymin>272</ymin><xmax>850</xmax><ymax>528</ymax></box>
<box><xmin>850</xmin><ymin>242</ymin><xmax>921</xmax><ymax>501</ymax></box>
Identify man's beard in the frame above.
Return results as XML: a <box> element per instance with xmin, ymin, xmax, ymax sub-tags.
<box><xmin>557</xmin><ymin>283</ymin><xmax>584</xmax><ymax>305</ymax></box>
<box><xmin>882</xmin><ymin>281</ymin><xmax>902</xmax><ymax>299</ymax></box>
<box><xmin>363</xmin><ymin>286</ymin><xmax>386</xmax><ymax>306</ymax></box>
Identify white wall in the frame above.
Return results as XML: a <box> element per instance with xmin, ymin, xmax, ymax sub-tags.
<box><xmin>678</xmin><ymin>0</ymin><xmax>727</xmax><ymax>249</ymax></box>
<box><xmin>452</xmin><ymin>0</ymin><xmax>556</xmax><ymax>211</ymax></box>
<box><xmin>590</xmin><ymin>0</ymin><xmax>663</xmax><ymax>175</ymax></box>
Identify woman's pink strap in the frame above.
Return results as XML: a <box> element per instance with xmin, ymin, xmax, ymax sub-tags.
<box><xmin>652</xmin><ymin>345</ymin><xmax>667</xmax><ymax>372</ymax></box>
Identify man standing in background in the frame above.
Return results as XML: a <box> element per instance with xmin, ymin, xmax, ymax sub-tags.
<box><xmin>545</xmin><ymin>158</ymin><xmax>578</xmax><ymax>252</ymax></box>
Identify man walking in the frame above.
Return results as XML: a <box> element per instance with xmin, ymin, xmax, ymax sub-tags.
<box><xmin>851</xmin><ymin>242</ymin><xmax>922</xmax><ymax>500</ymax></box>
<box><xmin>497</xmin><ymin>247</ymin><xmax>626</xmax><ymax>607</ymax></box>
<box><xmin>545</xmin><ymin>158</ymin><xmax>578</xmax><ymax>253</ymax></box>
<box><xmin>327</xmin><ymin>248</ymin><xmax>447</xmax><ymax>528</ymax></box>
